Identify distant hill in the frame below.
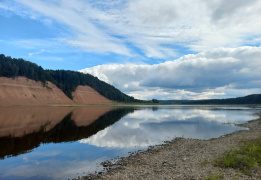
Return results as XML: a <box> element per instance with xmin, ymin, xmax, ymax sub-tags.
<box><xmin>159</xmin><ymin>94</ymin><xmax>261</xmax><ymax>105</ymax></box>
<box><xmin>0</xmin><ymin>54</ymin><xmax>141</xmax><ymax>103</ymax></box>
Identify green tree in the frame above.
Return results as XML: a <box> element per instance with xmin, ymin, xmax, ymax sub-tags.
<box><xmin>152</xmin><ymin>99</ymin><xmax>159</xmax><ymax>103</ymax></box>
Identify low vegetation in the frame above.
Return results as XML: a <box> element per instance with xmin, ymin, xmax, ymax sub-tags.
<box><xmin>206</xmin><ymin>172</ymin><xmax>223</xmax><ymax>180</ymax></box>
<box><xmin>214</xmin><ymin>137</ymin><xmax>261</xmax><ymax>175</ymax></box>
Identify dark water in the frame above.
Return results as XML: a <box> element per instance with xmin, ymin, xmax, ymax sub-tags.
<box><xmin>0</xmin><ymin>105</ymin><xmax>260</xmax><ymax>179</ymax></box>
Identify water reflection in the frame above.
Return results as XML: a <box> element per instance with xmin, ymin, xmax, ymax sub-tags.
<box><xmin>81</xmin><ymin>106</ymin><xmax>259</xmax><ymax>148</ymax></box>
<box><xmin>0</xmin><ymin>106</ymin><xmax>134</xmax><ymax>159</ymax></box>
<box><xmin>0</xmin><ymin>105</ymin><xmax>260</xmax><ymax>180</ymax></box>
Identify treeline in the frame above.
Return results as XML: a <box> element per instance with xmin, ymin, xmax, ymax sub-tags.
<box><xmin>0</xmin><ymin>54</ymin><xmax>142</xmax><ymax>102</ymax></box>
<box><xmin>160</xmin><ymin>94</ymin><xmax>261</xmax><ymax>105</ymax></box>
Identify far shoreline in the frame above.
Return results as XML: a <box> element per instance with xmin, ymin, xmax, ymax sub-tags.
<box><xmin>0</xmin><ymin>103</ymin><xmax>260</xmax><ymax>108</ymax></box>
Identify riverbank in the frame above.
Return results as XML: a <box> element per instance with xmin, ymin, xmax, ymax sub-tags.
<box><xmin>79</xmin><ymin>114</ymin><xmax>261</xmax><ymax>180</ymax></box>
<box><xmin>0</xmin><ymin>76</ymin><xmax>113</xmax><ymax>106</ymax></box>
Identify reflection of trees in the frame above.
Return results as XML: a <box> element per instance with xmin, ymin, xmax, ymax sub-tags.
<box><xmin>0</xmin><ymin>108</ymin><xmax>135</xmax><ymax>159</ymax></box>
<box><xmin>152</xmin><ymin>107</ymin><xmax>159</xmax><ymax>112</ymax></box>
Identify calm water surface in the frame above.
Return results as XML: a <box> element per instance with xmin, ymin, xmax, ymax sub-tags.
<box><xmin>0</xmin><ymin>105</ymin><xmax>260</xmax><ymax>179</ymax></box>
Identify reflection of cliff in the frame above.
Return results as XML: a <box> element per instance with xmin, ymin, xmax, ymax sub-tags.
<box><xmin>0</xmin><ymin>107</ymin><xmax>73</xmax><ymax>137</ymax></box>
<box><xmin>0</xmin><ymin>106</ymin><xmax>114</xmax><ymax>138</ymax></box>
<box><xmin>0</xmin><ymin>107</ymin><xmax>135</xmax><ymax>159</ymax></box>
<box><xmin>44</xmin><ymin>108</ymin><xmax>135</xmax><ymax>143</ymax></box>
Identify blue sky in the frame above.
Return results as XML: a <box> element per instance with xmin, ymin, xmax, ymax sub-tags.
<box><xmin>0</xmin><ymin>0</ymin><xmax>261</xmax><ymax>100</ymax></box>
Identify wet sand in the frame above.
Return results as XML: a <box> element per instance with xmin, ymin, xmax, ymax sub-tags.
<box><xmin>79</xmin><ymin>114</ymin><xmax>261</xmax><ymax>180</ymax></box>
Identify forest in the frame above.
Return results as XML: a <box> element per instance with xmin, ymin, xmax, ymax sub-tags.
<box><xmin>0</xmin><ymin>54</ymin><xmax>142</xmax><ymax>103</ymax></box>
<box><xmin>159</xmin><ymin>94</ymin><xmax>261</xmax><ymax>105</ymax></box>
<box><xmin>1</xmin><ymin>54</ymin><xmax>260</xmax><ymax>104</ymax></box>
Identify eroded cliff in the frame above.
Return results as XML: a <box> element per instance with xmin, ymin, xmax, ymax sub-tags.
<box><xmin>0</xmin><ymin>77</ymin><xmax>113</xmax><ymax>106</ymax></box>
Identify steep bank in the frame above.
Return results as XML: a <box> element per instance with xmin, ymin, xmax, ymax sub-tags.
<box><xmin>0</xmin><ymin>54</ymin><xmax>141</xmax><ymax>103</ymax></box>
<box><xmin>0</xmin><ymin>76</ymin><xmax>72</xmax><ymax>106</ymax></box>
<box><xmin>72</xmin><ymin>86</ymin><xmax>113</xmax><ymax>105</ymax></box>
<box><xmin>0</xmin><ymin>77</ymin><xmax>114</xmax><ymax>106</ymax></box>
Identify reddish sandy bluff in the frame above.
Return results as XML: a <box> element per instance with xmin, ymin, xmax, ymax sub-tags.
<box><xmin>0</xmin><ymin>77</ymin><xmax>114</xmax><ymax>106</ymax></box>
<box><xmin>0</xmin><ymin>76</ymin><xmax>73</xmax><ymax>106</ymax></box>
<box><xmin>72</xmin><ymin>85</ymin><xmax>113</xmax><ymax>104</ymax></box>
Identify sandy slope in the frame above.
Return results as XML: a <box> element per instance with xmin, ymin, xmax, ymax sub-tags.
<box><xmin>0</xmin><ymin>77</ymin><xmax>72</xmax><ymax>106</ymax></box>
<box><xmin>72</xmin><ymin>86</ymin><xmax>113</xmax><ymax>104</ymax></box>
<box><xmin>0</xmin><ymin>77</ymin><xmax>113</xmax><ymax>106</ymax></box>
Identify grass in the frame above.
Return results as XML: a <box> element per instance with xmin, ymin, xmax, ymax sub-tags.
<box><xmin>201</xmin><ymin>160</ymin><xmax>209</xmax><ymax>167</ymax></box>
<box><xmin>213</xmin><ymin>137</ymin><xmax>261</xmax><ymax>175</ymax></box>
<box><xmin>206</xmin><ymin>172</ymin><xmax>223</xmax><ymax>180</ymax></box>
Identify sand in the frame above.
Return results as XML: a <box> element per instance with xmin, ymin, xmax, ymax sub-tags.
<box><xmin>72</xmin><ymin>86</ymin><xmax>113</xmax><ymax>105</ymax></box>
<box><xmin>0</xmin><ymin>76</ymin><xmax>113</xmax><ymax>106</ymax></box>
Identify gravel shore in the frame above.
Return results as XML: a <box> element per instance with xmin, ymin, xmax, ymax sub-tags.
<box><xmin>79</xmin><ymin>114</ymin><xmax>261</xmax><ymax>180</ymax></box>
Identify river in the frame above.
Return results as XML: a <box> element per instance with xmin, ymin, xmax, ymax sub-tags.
<box><xmin>0</xmin><ymin>105</ymin><xmax>260</xmax><ymax>179</ymax></box>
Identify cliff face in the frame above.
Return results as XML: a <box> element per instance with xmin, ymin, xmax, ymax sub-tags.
<box><xmin>72</xmin><ymin>85</ymin><xmax>113</xmax><ymax>104</ymax></box>
<box><xmin>0</xmin><ymin>77</ymin><xmax>113</xmax><ymax>106</ymax></box>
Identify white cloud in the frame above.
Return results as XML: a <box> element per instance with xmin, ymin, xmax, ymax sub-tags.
<box><xmin>28</xmin><ymin>49</ymin><xmax>45</xmax><ymax>56</ymax></box>
<box><xmin>80</xmin><ymin>46</ymin><xmax>261</xmax><ymax>100</ymax></box>
<box><xmin>2</xmin><ymin>0</ymin><xmax>260</xmax><ymax>58</ymax></box>
<box><xmin>10</xmin><ymin>0</ymin><xmax>131</xmax><ymax>56</ymax></box>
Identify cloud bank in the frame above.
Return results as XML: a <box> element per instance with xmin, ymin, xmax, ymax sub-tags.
<box><xmin>80</xmin><ymin>46</ymin><xmax>261</xmax><ymax>100</ymax></box>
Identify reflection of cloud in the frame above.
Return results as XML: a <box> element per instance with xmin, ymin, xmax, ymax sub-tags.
<box><xmin>3</xmin><ymin>158</ymin><xmax>105</xmax><ymax>180</ymax></box>
<box><xmin>35</xmin><ymin>161</ymin><xmax>40</xmax><ymax>165</ymax></box>
<box><xmin>2</xmin><ymin>147</ymin><xmax>108</xmax><ymax>180</ymax></box>
<box><xmin>80</xmin><ymin>107</ymin><xmax>255</xmax><ymax>148</ymax></box>
<box><xmin>31</xmin><ymin>150</ymin><xmax>60</xmax><ymax>157</ymax></box>
<box><xmin>23</xmin><ymin>156</ymin><xmax>28</xmax><ymax>162</ymax></box>
<box><xmin>80</xmin><ymin>126</ymin><xmax>150</xmax><ymax>148</ymax></box>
